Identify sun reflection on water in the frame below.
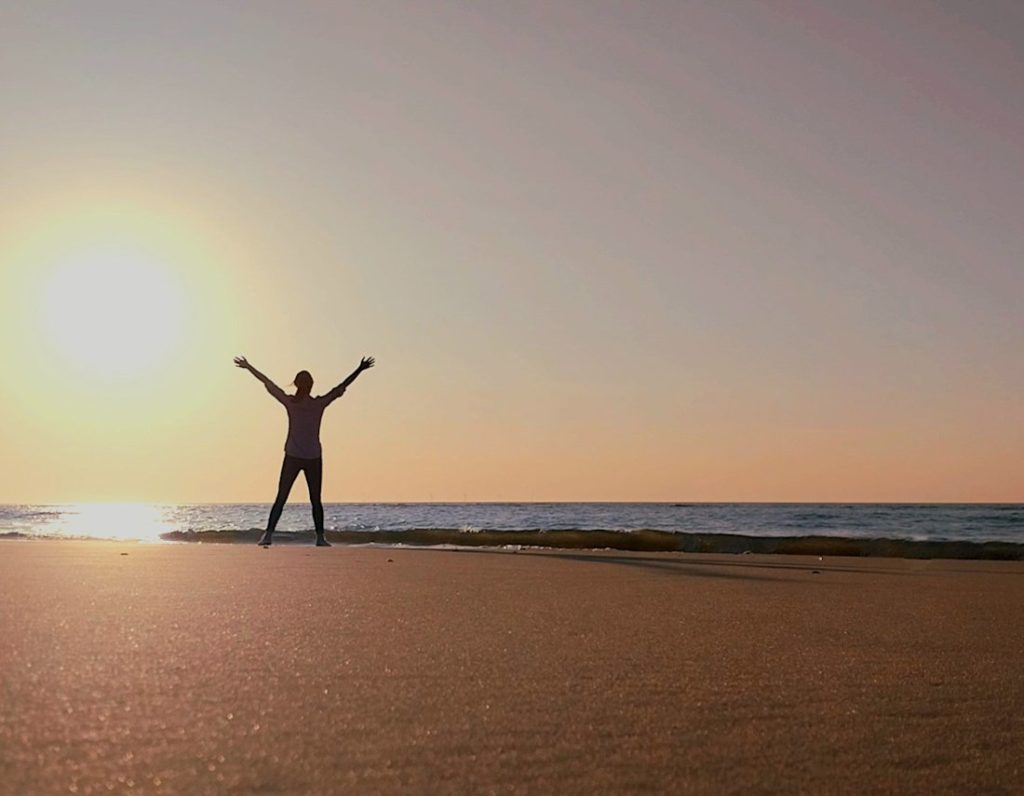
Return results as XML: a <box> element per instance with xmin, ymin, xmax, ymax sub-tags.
<box><xmin>44</xmin><ymin>503</ymin><xmax>172</xmax><ymax>542</ymax></box>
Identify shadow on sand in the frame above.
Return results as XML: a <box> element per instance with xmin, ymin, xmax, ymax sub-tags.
<box><xmin>433</xmin><ymin>547</ymin><xmax>816</xmax><ymax>582</ymax></box>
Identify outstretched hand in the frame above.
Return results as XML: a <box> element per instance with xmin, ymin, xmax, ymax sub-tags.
<box><xmin>360</xmin><ymin>356</ymin><xmax>376</xmax><ymax>371</ymax></box>
<box><xmin>233</xmin><ymin>356</ymin><xmax>251</xmax><ymax>370</ymax></box>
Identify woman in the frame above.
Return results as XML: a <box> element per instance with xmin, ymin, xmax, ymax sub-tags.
<box><xmin>234</xmin><ymin>354</ymin><xmax>375</xmax><ymax>546</ymax></box>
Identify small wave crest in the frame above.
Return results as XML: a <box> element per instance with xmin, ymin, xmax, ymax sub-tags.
<box><xmin>157</xmin><ymin>528</ymin><xmax>1024</xmax><ymax>560</ymax></box>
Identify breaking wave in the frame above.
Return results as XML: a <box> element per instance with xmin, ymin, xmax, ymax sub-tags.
<box><xmin>158</xmin><ymin>528</ymin><xmax>1024</xmax><ymax>560</ymax></box>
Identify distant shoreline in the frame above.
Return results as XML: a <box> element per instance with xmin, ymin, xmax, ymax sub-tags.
<box><xmin>3</xmin><ymin>501</ymin><xmax>1021</xmax><ymax>506</ymax></box>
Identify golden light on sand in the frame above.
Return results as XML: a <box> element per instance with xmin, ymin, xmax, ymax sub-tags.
<box><xmin>40</xmin><ymin>249</ymin><xmax>187</xmax><ymax>379</ymax></box>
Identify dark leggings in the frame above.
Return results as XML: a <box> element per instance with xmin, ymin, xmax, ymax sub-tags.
<box><xmin>266</xmin><ymin>455</ymin><xmax>324</xmax><ymax>534</ymax></box>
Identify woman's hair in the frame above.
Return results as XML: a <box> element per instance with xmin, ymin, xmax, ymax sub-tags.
<box><xmin>291</xmin><ymin>370</ymin><xmax>314</xmax><ymax>402</ymax></box>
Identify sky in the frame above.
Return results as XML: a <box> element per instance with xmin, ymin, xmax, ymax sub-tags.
<box><xmin>0</xmin><ymin>1</ymin><xmax>1021</xmax><ymax>503</ymax></box>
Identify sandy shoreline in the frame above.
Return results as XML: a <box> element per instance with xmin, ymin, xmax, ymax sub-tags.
<box><xmin>1</xmin><ymin>542</ymin><xmax>1022</xmax><ymax>793</ymax></box>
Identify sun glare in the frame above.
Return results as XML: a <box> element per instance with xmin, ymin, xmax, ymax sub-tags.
<box><xmin>41</xmin><ymin>250</ymin><xmax>186</xmax><ymax>379</ymax></box>
<box><xmin>42</xmin><ymin>503</ymin><xmax>172</xmax><ymax>542</ymax></box>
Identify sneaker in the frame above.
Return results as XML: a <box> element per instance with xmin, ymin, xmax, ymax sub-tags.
<box><xmin>315</xmin><ymin>535</ymin><xmax>331</xmax><ymax>547</ymax></box>
<box><xmin>258</xmin><ymin>531</ymin><xmax>273</xmax><ymax>546</ymax></box>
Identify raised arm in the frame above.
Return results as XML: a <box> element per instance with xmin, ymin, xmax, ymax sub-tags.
<box><xmin>325</xmin><ymin>356</ymin><xmax>375</xmax><ymax>402</ymax></box>
<box><xmin>233</xmin><ymin>356</ymin><xmax>287</xmax><ymax>403</ymax></box>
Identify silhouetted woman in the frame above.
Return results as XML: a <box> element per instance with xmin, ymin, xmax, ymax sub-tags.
<box><xmin>234</xmin><ymin>355</ymin><xmax>375</xmax><ymax>546</ymax></box>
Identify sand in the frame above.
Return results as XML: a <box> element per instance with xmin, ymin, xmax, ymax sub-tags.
<box><xmin>1</xmin><ymin>542</ymin><xmax>1022</xmax><ymax>794</ymax></box>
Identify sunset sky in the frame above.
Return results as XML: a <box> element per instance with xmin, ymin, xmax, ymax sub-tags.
<box><xmin>1</xmin><ymin>1</ymin><xmax>1021</xmax><ymax>503</ymax></box>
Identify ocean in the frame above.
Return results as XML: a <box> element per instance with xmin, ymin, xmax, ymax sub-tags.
<box><xmin>1</xmin><ymin>502</ymin><xmax>1022</xmax><ymax>559</ymax></box>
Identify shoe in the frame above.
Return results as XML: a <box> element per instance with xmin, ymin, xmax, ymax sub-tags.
<box><xmin>258</xmin><ymin>531</ymin><xmax>273</xmax><ymax>546</ymax></box>
<box><xmin>315</xmin><ymin>535</ymin><xmax>331</xmax><ymax>547</ymax></box>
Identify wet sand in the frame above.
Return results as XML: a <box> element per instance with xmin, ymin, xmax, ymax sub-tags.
<box><xmin>1</xmin><ymin>542</ymin><xmax>1022</xmax><ymax>793</ymax></box>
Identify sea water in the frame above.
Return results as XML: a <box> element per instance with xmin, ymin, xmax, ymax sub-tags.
<box><xmin>0</xmin><ymin>503</ymin><xmax>1021</xmax><ymax>555</ymax></box>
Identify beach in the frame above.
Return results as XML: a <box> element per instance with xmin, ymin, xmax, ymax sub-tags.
<box><xmin>1</xmin><ymin>543</ymin><xmax>1022</xmax><ymax>794</ymax></box>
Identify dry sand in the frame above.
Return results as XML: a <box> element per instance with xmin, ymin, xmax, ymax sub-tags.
<box><xmin>1</xmin><ymin>542</ymin><xmax>1022</xmax><ymax>794</ymax></box>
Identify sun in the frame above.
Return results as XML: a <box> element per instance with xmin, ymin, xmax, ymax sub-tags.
<box><xmin>41</xmin><ymin>249</ymin><xmax>187</xmax><ymax>379</ymax></box>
